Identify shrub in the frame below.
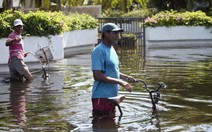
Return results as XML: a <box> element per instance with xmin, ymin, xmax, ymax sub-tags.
<box><xmin>67</xmin><ymin>13</ymin><xmax>98</xmax><ymax>31</ymax></box>
<box><xmin>117</xmin><ymin>33</ymin><xmax>137</xmax><ymax>47</ymax></box>
<box><xmin>24</xmin><ymin>11</ymin><xmax>68</xmax><ymax>36</ymax></box>
<box><xmin>0</xmin><ymin>10</ymin><xmax>26</xmax><ymax>38</ymax></box>
<box><xmin>103</xmin><ymin>9</ymin><xmax>124</xmax><ymax>17</ymax></box>
<box><xmin>144</xmin><ymin>10</ymin><xmax>212</xmax><ymax>27</ymax></box>
<box><xmin>102</xmin><ymin>8</ymin><xmax>157</xmax><ymax>18</ymax></box>
<box><xmin>122</xmin><ymin>8</ymin><xmax>157</xmax><ymax>18</ymax></box>
<box><xmin>0</xmin><ymin>10</ymin><xmax>98</xmax><ymax>38</ymax></box>
<box><xmin>0</xmin><ymin>17</ymin><xmax>10</xmax><ymax>38</ymax></box>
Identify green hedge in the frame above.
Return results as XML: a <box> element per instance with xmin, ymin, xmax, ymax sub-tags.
<box><xmin>0</xmin><ymin>10</ymin><xmax>98</xmax><ymax>38</ymax></box>
<box><xmin>121</xmin><ymin>8</ymin><xmax>156</xmax><ymax>18</ymax></box>
<box><xmin>103</xmin><ymin>8</ymin><xmax>156</xmax><ymax>18</ymax></box>
<box><xmin>144</xmin><ymin>10</ymin><xmax>212</xmax><ymax>27</ymax></box>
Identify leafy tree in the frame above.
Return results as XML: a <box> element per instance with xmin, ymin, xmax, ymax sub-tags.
<box><xmin>60</xmin><ymin>0</ymin><xmax>84</xmax><ymax>7</ymax></box>
<box><xmin>148</xmin><ymin>0</ymin><xmax>211</xmax><ymax>15</ymax></box>
<box><xmin>91</xmin><ymin>0</ymin><xmax>149</xmax><ymax>12</ymax></box>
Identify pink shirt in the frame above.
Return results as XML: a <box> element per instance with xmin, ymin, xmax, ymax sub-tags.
<box><xmin>7</xmin><ymin>31</ymin><xmax>25</xmax><ymax>61</ymax></box>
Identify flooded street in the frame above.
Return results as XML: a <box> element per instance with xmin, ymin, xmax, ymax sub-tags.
<box><xmin>0</xmin><ymin>46</ymin><xmax>212</xmax><ymax>131</ymax></box>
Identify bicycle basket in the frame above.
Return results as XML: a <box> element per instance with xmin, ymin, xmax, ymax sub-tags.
<box><xmin>35</xmin><ymin>46</ymin><xmax>53</xmax><ymax>63</ymax></box>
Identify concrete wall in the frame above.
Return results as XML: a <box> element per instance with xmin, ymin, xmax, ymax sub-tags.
<box><xmin>0</xmin><ymin>35</ymin><xmax>64</xmax><ymax>64</ymax></box>
<box><xmin>145</xmin><ymin>26</ymin><xmax>212</xmax><ymax>48</ymax></box>
<box><xmin>1</xmin><ymin>29</ymin><xmax>97</xmax><ymax>65</ymax></box>
<box><xmin>63</xmin><ymin>29</ymin><xmax>98</xmax><ymax>57</ymax></box>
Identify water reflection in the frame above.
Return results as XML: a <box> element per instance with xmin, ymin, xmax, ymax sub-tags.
<box><xmin>9</xmin><ymin>81</ymin><xmax>31</xmax><ymax>126</ymax></box>
<box><xmin>92</xmin><ymin>117</ymin><xmax>118</xmax><ymax>132</ymax></box>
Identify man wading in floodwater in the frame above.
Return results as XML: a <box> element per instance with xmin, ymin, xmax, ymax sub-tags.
<box><xmin>5</xmin><ymin>19</ymin><xmax>33</xmax><ymax>82</ymax></box>
<box><xmin>91</xmin><ymin>23</ymin><xmax>136</xmax><ymax>117</ymax></box>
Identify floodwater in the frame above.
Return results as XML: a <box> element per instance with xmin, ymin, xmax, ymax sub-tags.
<box><xmin>0</xmin><ymin>45</ymin><xmax>212</xmax><ymax>132</ymax></box>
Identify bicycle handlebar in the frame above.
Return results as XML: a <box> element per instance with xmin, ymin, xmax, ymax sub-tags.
<box><xmin>135</xmin><ymin>79</ymin><xmax>167</xmax><ymax>92</ymax></box>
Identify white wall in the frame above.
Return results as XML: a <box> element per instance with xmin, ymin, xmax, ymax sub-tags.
<box><xmin>0</xmin><ymin>29</ymin><xmax>97</xmax><ymax>65</ymax></box>
<box><xmin>0</xmin><ymin>38</ymin><xmax>9</xmax><ymax>64</ymax></box>
<box><xmin>145</xmin><ymin>26</ymin><xmax>212</xmax><ymax>48</ymax></box>
<box><xmin>63</xmin><ymin>29</ymin><xmax>98</xmax><ymax>48</ymax></box>
<box><xmin>0</xmin><ymin>35</ymin><xmax>64</xmax><ymax>64</ymax></box>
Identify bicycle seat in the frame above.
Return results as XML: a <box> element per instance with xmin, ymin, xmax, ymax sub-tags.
<box><xmin>106</xmin><ymin>95</ymin><xmax>125</xmax><ymax>105</ymax></box>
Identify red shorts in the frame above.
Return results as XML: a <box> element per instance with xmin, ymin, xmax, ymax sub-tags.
<box><xmin>92</xmin><ymin>98</ymin><xmax>115</xmax><ymax>116</ymax></box>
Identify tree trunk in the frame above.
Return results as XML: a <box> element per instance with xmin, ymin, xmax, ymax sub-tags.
<box><xmin>57</xmin><ymin>0</ymin><xmax>61</xmax><ymax>11</ymax></box>
<box><xmin>6</xmin><ymin>0</ymin><xmax>12</xmax><ymax>9</ymax></box>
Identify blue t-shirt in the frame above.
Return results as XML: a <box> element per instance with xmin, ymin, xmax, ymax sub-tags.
<box><xmin>91</xmin><ymin>42</ymin><xmax>120</xmax><ymax>98</ymax></box>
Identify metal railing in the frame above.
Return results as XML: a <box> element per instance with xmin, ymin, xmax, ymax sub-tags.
<box><xmin>97</xmin><ymin>17</ymin><xmax>146</xmax><ymax>47</ymax></box>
